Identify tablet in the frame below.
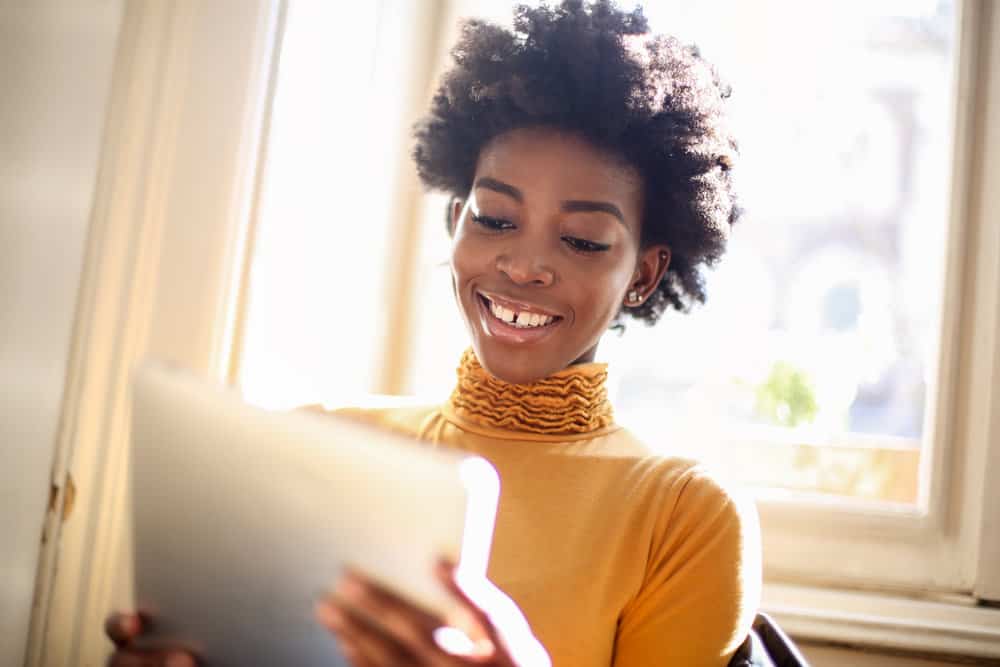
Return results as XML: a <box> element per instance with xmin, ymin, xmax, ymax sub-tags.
<box><xmin>129</xmin><ymin>362</ymin><xmax>500</xmax><ymax>666</ymax></box>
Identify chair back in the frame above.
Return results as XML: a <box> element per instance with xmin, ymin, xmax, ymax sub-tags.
<box><xmin>727</xmin><ymin>612</ymin><xmax>810</xmax><ymax>667</ymax></box>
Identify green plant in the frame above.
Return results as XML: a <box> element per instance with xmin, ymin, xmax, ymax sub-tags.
<box><xmin>755</xmin><ymin>361</ymin><xmax>819</xmax><ymax>427</ymax></box>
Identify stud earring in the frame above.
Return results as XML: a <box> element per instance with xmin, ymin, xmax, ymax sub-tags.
<box><xmin>627</xmin><ymin>289</ymin><xmax>640</xmax><ymax>305</ymax></box>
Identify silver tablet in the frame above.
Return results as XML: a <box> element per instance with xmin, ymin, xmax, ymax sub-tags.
<box><xmin>129</xmin><ymin>362</ymin><xmax>499</xmax><ymax>666</ymax></box>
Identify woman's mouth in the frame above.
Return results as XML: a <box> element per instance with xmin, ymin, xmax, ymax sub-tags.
<box><xmin>476</xmin><ymin>291</ymin><xmax>562</xmax><ymax>344</ymax></box>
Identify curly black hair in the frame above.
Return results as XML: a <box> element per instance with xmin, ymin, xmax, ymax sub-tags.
<box><xmin>413</xmin><ymin>0</ymin><xmax>741</xmax><ymax>325</ymax></box>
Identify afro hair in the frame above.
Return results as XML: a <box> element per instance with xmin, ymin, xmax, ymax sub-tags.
<box><xmin>413</xmin><ymin>0</ymin><xmax>741</xmax><ymax>325</ymax></box>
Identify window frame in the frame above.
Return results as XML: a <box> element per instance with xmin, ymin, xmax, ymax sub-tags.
<box><xmin>748</xmin><ymin>0</ymin><xmax>1000</xmax><ymax>603</ymax></box>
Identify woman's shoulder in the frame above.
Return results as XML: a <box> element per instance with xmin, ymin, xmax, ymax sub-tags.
<box><xmin>600</xmin><ymin>427</ymin><xmax>708</xmax><ymax>482</ymax></box>
<box><xmin>609</xmin><ymin>424</ymin><xmax>746</xmax><ymax>496</ymax></box>
<box><xmin>648</xmin><ymin>455</ymin><xmax>753</xmax><ymax>528</ymax></box>
<box><xmin>606</xmin><ymin>427</ymin><xmax>755</xmax><ymax>530</ymax></box>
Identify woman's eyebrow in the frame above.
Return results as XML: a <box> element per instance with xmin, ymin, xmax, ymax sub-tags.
<box><xmin>562</xmin><ymin>200</ymin><xmax>625</xmax><ymax>225</ymax></box>
<box><xmin>474</xmin><ymin>177</ymin><xmax>626</xmax><ymax>225</ymax></box>
<box><xmin>474</xmin><ymin>177</ymin><xmax>522</xmax><ymax>201</ymax></box>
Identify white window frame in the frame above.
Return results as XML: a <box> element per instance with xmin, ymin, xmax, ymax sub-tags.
<box><xmin>753</xmin><ymin>0</ymin><xmax>999</xmax><ymax>592</ymax></box>
<box><xmin>753</xmin><ymin>0</ymin><xmax>1000</xmax><ymax>656</ymax></box>
<box><xmin>28</xmin><ymin>0</ymin><xmax>1000</xmax><ymax>664</ymax></box>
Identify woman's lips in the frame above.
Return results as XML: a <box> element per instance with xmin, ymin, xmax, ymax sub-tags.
<box><xmin>477</xmin><ymin>290</ymin><xmax>562</xmax><ymax>319</ymax></box>
<box><xmin>475</xmin><ymin>292</ymin><xmax>562</xmax><ymax>345</ymax></box>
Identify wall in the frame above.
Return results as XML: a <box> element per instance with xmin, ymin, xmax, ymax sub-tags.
<box><xmin>0</xmin><ymin>2</ymin><xmax>123</xmax><ymax>665</ymax></box>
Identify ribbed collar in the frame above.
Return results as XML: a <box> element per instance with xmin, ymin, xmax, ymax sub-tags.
<box><xmin>444</xmin><ymin>348</ymin><xmax>615</xmax><ymax>437</ymax></box>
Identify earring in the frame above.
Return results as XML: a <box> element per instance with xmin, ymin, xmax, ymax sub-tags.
<box><xmin>627</xmin><ymin>289</ymin><xmax>641</xmax><ymax>305</ymax></box>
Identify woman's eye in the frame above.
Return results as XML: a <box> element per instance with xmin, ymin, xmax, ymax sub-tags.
<box><xmin>471</xmin><ymin>213</ymin><xmax>514</xmax><ymax>231</ymax></box>
<box><xmin>562</xmin><ymin>236</ymin><xmax>611</xmax><ymax>253</ymax></box>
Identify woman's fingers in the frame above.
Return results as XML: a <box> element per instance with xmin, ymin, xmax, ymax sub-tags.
<box><xmin>334</xmin><ymin>570</ymin><xmax>441</xmax><ymax>657</ymax></box>
<box><xmin>435</xmin><ymin>561</ymin><xmax>492</xmax><ymax>630</ymax></box>
<box><xmin>435</xmin><ymin>560</ymin><xmax>504</xmax><ymax>651</ymax></box>
<box><xmin>436</xmin><ymin>560</ymin><xmax>551</xmax><ymax>666</ymax></box>
<box><xmin>316</xmin><ymin>598</ymin><xmax>415</xmax><ymax>666</ymax></box>
<box><xmin>104</xmin><ymin>611</ymin><xmax>197</xmax><ymax>667</ymax></box>
<box><xmin>106</xmin><ymin>650</ymin><xmax>196</xmax><ymax>667</ymax></box>
<box><xmin>320</xmin><ymin>565</ymin><xmax>547</xmax><ymax>665</ymax></box>
<box><xmin>104</xmin><ymin>612</ymin><xmax>142</xmax><ymax>647</ymax></box>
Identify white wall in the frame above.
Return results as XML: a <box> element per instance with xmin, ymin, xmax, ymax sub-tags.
<box><xmin>0</xmin><ymin>2</ymin><xmax>123</xmax><ymax>665</ymax></box>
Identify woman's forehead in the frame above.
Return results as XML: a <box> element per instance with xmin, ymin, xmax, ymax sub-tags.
<box><xmin>474</xmin><ymin>127</ymin><xmax>643</xmax><ymax>205</ymax></box>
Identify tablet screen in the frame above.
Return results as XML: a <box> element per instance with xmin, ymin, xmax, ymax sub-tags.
<box><xmin>129</xmin><ymin>363</ymin><xmax>499</xmax><ymax>665</ymax></box>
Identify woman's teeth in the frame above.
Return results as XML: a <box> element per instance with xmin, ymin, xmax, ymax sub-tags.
<box><xmin>487</xmin><ymin>299</ymin><xmax>555</xmax><ymax>328</ymax></box>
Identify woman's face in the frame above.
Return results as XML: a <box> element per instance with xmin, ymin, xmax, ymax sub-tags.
<box><xmin>449</xmin><ymin>127</ymin><xmax>670</xmax><ymax>384</ymax></box>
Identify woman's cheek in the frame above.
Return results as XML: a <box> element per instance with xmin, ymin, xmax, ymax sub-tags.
<box><xmin>450</xmin><ymin>233</ymin><xmax>487</xmax><ymax>284</ymax></box>
<box><xmin>582</xmin><ymin>262</ymin><xmax>632</xmax><ymax>320</ymax></box>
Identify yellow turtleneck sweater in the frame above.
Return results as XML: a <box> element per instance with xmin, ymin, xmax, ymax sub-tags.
<box><xmin>326</xmin><ymin>350</ymin><xmax>761</xmax><ymax>667</ymax></box>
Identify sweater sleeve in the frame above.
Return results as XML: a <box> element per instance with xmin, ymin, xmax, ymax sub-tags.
<box><xmin>612</xmin><ymin>467</ymin><xmax>762</xmax><ymax>667</ymax></box>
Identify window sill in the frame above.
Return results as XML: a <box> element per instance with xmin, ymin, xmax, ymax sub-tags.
<box><xmin>762</xmin><ymin>581</ymin><xmax>1000</xmax><ymax>661</ymax></box>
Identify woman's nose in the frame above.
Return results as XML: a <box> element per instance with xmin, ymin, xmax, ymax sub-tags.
<box><xmin>495</xmin><ymin>251</ymin><xmax>555</xmax><ymax>287</ymax></box>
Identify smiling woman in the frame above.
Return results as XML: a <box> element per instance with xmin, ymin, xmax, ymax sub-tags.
<box><xmin>450</xmin><ymin>128</ymin><xmax>670</xmax><ymax>384</ymax></box>
<box><xmin>105</xmin><ymin>1</ymin><xmax>761</xmax><ymax>666</ymax></box>
<box><xmin>318</xmin><ymin>1</ymin><xmax>760</xmax><ymax>663</ymax></box>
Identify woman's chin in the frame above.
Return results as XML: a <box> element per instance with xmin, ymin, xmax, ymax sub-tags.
<box><xmin>472</xmin><ymin>342</ymin><xmax>563</xmax><ymax>386</ymax></box>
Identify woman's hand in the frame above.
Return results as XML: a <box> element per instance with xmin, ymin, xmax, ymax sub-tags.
<box><xmin>104</xmin><ymin>612</ymin><xmax>196</xmax><ymax>667</ymax></box>
<box><xmin>316</xmin><ymin>558</ymin><xmax>551</xmax><ymax>667</ymax></box>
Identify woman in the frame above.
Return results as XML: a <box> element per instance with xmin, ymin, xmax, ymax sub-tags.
<box><xmin>107</xmin><ymin>1</ymin><xmax>761</xmax><ymax>665</ymax></box>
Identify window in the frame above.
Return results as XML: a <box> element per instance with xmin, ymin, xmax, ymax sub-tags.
<box><xmin>237</xmin><ymin>1</ymin><xmax>381</xmax><ymax>409</ymax></box>
<box><xmin>605</xmin><ymin>0</ymin><xmax>956</xmax><ymax>509</ymax></box>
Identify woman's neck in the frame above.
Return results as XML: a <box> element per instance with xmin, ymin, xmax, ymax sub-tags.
<box><xmin>446</xmin><ymin>348</ymin><xmax>614</xmax><ymax>436</ymax></box>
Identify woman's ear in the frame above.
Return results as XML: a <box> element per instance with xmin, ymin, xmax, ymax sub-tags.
<box><xmin>626</xmin><ymin>245</ymin><xmax>671</xmax><ymax>306</ymax></box>
<box><xmin>447</xmin><ymin>197</ymin><xmax>465</xmax><ymax>237</ymax></box>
